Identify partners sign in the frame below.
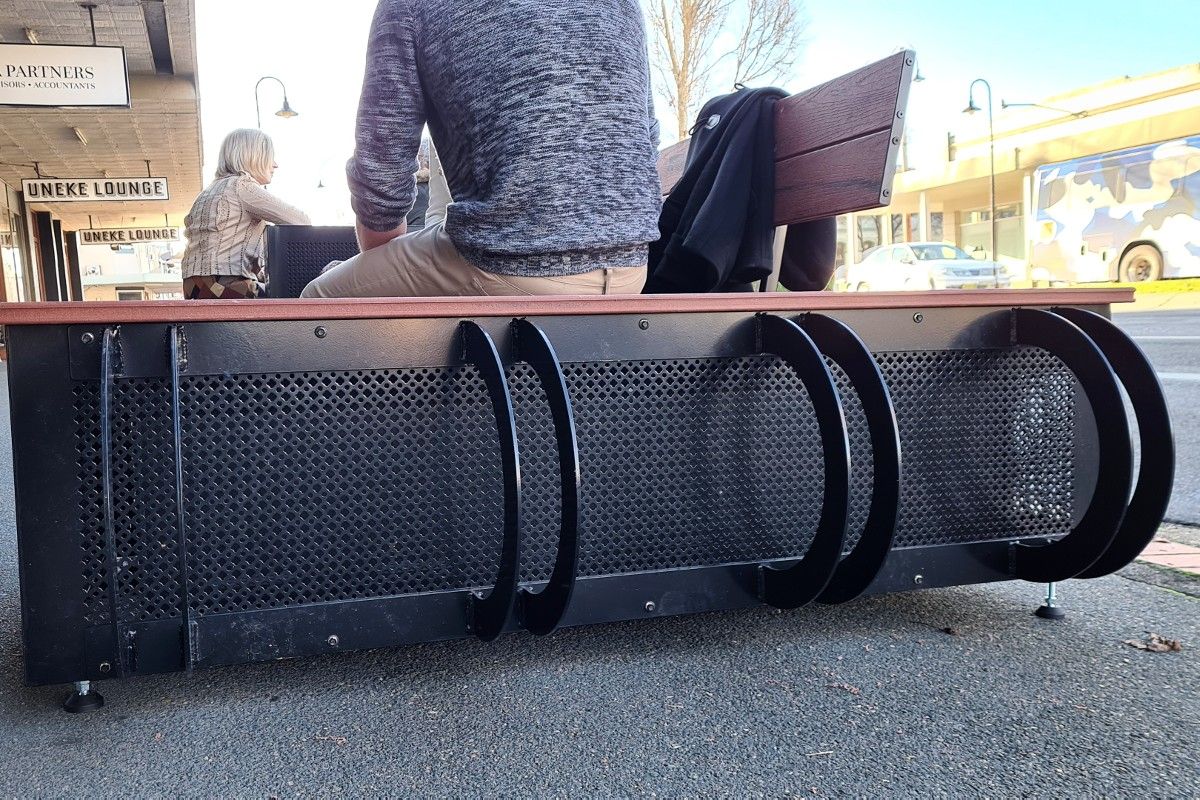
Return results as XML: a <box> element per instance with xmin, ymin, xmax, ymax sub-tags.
<box><xmin>79</xmin><ymin>227</ymin><xmax>181</xmax><ymax>246</ymax></box>
<box><xmin>22</xmin><ymin>177</ymin><xmax>170</xmax><ymax>203</ymax></box>
<box><xmin>0</xmin><ymin>44</ymin><xmax>130</xmax><ymax>108</ymax></box>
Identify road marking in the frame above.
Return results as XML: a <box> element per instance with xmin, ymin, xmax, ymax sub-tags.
<box><xmin>1157</xmin><ymin>372</ymin><xmax>1200</xmax><ymax>383</ymax></box>
<box><xmin>1133</xmin><ymin>335</ymin><xmax>1200</xmax><ymax>342</ymax></box>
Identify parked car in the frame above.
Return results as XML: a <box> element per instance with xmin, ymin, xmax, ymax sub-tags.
<box><xmin>846</xmin><ymin>243</ymin><xmax>1012</xmax><ymax>291</ymax></box>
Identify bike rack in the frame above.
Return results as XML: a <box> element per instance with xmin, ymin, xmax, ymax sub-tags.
<box><xmin>511</xmin><ymin>319</ymin><xmax>581</xmax><ymax>635</ymax></box>
<box><xmin>1009</xmin><ymin>308</ymin><xmax>1133</xmax><ymax>583</ymax></box>
<box><xmin>795</xmin><ymin>314</ymin><xmax>902</xmax><ymax>605</ymax></box>
<box><xmin>461</xmin><ymin>321</ymin><xmax>523</xmax><ymax>642</ymax></box>
<box><xmin>754</xmin><ymin>314</ymin><xmax>851</xmax><ymax>609</ymax></box>
<box><xmin>1050</xmin><ymin>307</ymin><xmax>1174</xmax><ymax>579</ymax></box>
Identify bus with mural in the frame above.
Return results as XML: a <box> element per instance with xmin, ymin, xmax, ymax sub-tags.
<box><xmin>1030</xmin><ymin>135</ymin><xmax>1200</xmax><ymax>283</ymax></box>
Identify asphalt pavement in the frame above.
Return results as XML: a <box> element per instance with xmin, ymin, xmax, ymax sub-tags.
<box><xmin>1112</xmin><ymin>309</ymin><xmax>1200</xmax><ymax>525</ymax></box>
<box><xmin>0</xmin><ymin>319</ymin><xmax>1197</xmax><ymax>797</ymax></box>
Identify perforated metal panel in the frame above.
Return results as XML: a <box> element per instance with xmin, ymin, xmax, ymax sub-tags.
<box><xmin>72</xmin><ymin>346</ymin><xmax>1074</xmax><ymax>624</ymax></box>
<box><xmin>880</xmin><ymin>349</ymin><xmax>1075</xmax><ymax>548</ymax></box>
<box><xmin>75</xmin><ymin>380</ymin><xmax>182</xmax><ymax>625</ymax></box>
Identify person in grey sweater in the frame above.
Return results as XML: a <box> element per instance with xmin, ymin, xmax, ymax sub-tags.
<box><xmin>301</xmin><ymin>0</ymin><xmax>662</xmax><ymax>298</ymax></box>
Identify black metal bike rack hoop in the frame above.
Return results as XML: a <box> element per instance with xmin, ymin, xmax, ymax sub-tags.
<box><xmin>511</xmin><ymin>318</ymin><xmax>581</xmax><ymax>635</ymax></box>
<box><xmin>99</xmin><ymin>327</ymin><xmax>129</xmax><ymax>678</ymax></box>
<box><xmin>794</xmin><ymin>314</ymin><xmax>902</xmax><ymax>605</ymax></box>
<box><xmin>754</xmin><ymin>314</ymin><xmax>851</xmax><ymax>609</ymax></box>
<box><xmin>168</xmin><ymin>325</ymin><xmax>198</xmax><ymax>671</ymax></box>
<box><xmin>1010</xmin><ymin>308</ymin><xmax>1133</xmax><ymax>583</ymax></box>
<box><xmin>1050</xmin><ymin>307</ymin><xmax>1175</xmax><ymax>578</ymax></box>
<box><xmin>461</xmin><ymin>321</ymin><xmax>523</xmax><ymax>641</ymax></box>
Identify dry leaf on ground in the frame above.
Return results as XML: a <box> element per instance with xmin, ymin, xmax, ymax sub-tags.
<box><xmin>1123</xmin><ymin>633</ymin><xmax>1183</xmax><ymax>653</ymax></box>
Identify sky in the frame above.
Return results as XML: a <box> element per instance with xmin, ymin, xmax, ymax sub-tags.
<box><xmin>195</xmin><ymin>0</ymin><xmax>1200</xmax><ymax>225</ymax></box>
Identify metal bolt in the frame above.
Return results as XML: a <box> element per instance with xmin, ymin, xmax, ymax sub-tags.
<box><xmin>327</xmin><ymin>635</ymin><xmax>339</xmax><ymax>648</ymax></box>
<box><xmin>80</xmin><ymin>332</ymin><xmax>95</xmax><ymax>344</ymax></box>
<box><xmin>913</xmin><ymin>312</ymin><xmax>924</xmax><ymax>324</ymax></box>
<box><xmin>896</xmin><ymin>110</ymin><xmax>904</xmax><ymax>119</ymax></box>
<box><xmin>98</xmin><ymin>661</ymin><xmax>111</xmax><ymax>674</ymax></box>
<box><xmin>638</xmin><ymin>319</ymin><xmax>650</xmax><ymax>331</ymax></box>
<box><xmin>314</xmin><ymin>326</ymin><xmax>327</xmax><ymax>339</ymax></box>
<box><xmin>882</xmin><ymin>189</ymin><xmax>890</xmax><ymax>197</ymax></box>
<box><xmin>914</xmin><ymin>574</ymin><xmax>924</xmax><ymax>585</ymax></box>
<box><xmin>905</xmin><ymin>57</ymin><xmax>914</xmax><ymax>66</ymax></box>
<box><xmin>644</xmin><ymin>601</ymin><xmax>656</xmax><ymax>613</ymax></box>
<box><xmin>891</xmin><ymin>136</ymin><xmax>901</xmax><ymax>146</ymax></box>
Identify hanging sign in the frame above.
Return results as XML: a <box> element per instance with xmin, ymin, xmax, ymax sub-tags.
<box><xmin>21</xmin><ymin>177</ymin><xmax>170</xmax><ymax>203</ymax></box>
<box><xmin>0</xmin><ymin>44</ymin><xmax>130</xmax><ymax>107</ymax></box>
<box><xmin>79</xmin><ymin>227</ymin><xmax>181</xmax><ymax>245</ymax></box>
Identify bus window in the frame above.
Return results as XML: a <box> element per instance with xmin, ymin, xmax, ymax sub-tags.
<box><xmin>1102</xmin><ymin>166</ymin><xmax>1124</xmax><ymax>202</ymax></box>
<box><xmin>1179</xmin><ymin>158</ymin><xmax>1200</xmax><ymax>200</ymax></box>
<box><xmin>1125</xmin><ymin>160</ymin><xmax>1153</xmax><ymax>190</ymax></box>
<box><xmin>1038</xmin><ymin>177</ymin><xmax>1067</xmax><ymax>211</ymax></box>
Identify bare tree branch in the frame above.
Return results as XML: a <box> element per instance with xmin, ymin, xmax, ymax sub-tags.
<box><xmin>646</xmin><ymin>0</ymin><xmax>808</xmax><ymax>142</ymax></box>
<box><xmin>730</xmin><ymin>0</ymin><xmax>807</xmax><ymax>87</ymax></box>
<box><xmin>646</xmin><ymin>0</ymin><xmax>733</xmax><ymax>141</ymax></box>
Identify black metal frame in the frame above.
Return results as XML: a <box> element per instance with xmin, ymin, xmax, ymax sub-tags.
<box><xmin>3</xmin><ymin>301</ymin><xmax>1172</xmax><ymax>691</ymax></box>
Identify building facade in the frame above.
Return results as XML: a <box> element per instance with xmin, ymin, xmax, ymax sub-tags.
<box><xmin>839</xmin><ymin>64</ymin><xmax>1200</xmax><ymax>284</ymax></box>
<box><xmin>0</xmin><ymin>1</ymin><xmax>201</xmax><ymax>303</ymax></box>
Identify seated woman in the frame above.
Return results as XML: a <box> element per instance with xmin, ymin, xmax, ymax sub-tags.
<box><xmin>181</xmin><ymin>128</ymin><xmax>311</xmax><ymax>299</ymax></box>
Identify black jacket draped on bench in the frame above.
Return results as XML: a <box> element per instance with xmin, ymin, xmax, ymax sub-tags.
<box><xmin>645</xmin><ymin>87</ymin><xmax>837</xmax><ymax>293</ymax></box>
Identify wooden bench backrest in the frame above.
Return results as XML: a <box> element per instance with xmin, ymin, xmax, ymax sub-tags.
<box><xmin>656</xmin><ymin>50</ymin><xmax>915</xmax><ymax>226</ymax></box>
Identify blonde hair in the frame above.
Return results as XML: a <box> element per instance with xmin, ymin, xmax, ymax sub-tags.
<box><xmin>214</xmin><ymin>128</ymin><xmax>275</xmax><ymax>184</ymax></box>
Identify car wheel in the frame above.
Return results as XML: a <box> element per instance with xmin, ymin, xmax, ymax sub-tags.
<box><xmin>1119</xmin><ymin>244</ymin><xmax>1163</xmax><ymax>282</ymax></box>
<box><xmin>855</xmin><ymin>282</ymin><xmax>871</xmax><ymax>292</ymax></box>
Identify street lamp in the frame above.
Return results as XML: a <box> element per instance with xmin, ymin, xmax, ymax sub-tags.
<box><xmin>255</xmin><ymin>76</ymin><xmax>299</xmax><ymax>129</ymax></box>
<box><xmin>963</xmin><ymin>78</ymin><xmax>998</xmax><ymax>283</ymax></box>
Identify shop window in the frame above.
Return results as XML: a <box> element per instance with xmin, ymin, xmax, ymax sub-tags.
<box><xmin>890</xmin><ymin>214</ymin><xmax>903</xmax><ymax>243</ymax></box>
<box><xmin>856</xmin><ymin>215</ymin><xmax>881</xmax><ymax>259</ymax></box>
<box><xmin>930</xmin><ymin>212</ymin><xmax>944</xmax><ymax>241</ymax></box>
<box><xmin>116</xmin><ymin>287</ymin><xmax>146</xmax><ymax>301</ymax></box>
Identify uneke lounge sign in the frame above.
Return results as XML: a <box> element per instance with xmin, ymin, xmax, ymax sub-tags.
<box><xmin>0</xmin><ymin>44</ymin><xmax>130</xmax><ymax>107</ymax></box>
<box><xmin>22</xmin><ymin>177</ymin><xmax>170</xmax><ymax>203</ymax></box>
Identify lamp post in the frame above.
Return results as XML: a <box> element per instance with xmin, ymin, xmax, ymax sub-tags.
<box><xmin>963</xmin><ymin>78</ymin><xmax>997</xmax><ymax>283</ymax></box>
<box><xmin>254</xmin><ymin>76</ymin><xmax>299</xmax><ymax>129</ymax></box>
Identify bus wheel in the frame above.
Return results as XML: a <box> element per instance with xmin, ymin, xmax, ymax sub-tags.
<box><xmin>1119</xmin><ymin>244</ymin><xmax>1162</xmax><ymax>282</ymax></box>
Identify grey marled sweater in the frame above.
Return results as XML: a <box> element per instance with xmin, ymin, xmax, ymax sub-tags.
<box><xmin>346</xmin><ymin>0</ymin><xmax>663</xmax><ymax>276</ymax></box>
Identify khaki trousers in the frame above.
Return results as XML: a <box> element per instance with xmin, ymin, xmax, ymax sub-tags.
<box><xmin>301</xmin><ymin>144</ymin><xmax>647</xmax><ymax>298</ymax></box>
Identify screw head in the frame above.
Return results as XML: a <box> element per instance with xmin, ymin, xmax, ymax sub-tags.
<box><xmin>644</xmin><ymin>601</ymin><xmax>656</xmax><ymax>613</ymax></box>
<box><xmin>98</xmin><ymin>661</ymin><xmax>111</xmax><ymax>674</ymax></box>
<box><xmin>314</xmin><ymin>326</ymin><xmax>327</xmax><ymax>339</ymax></box>
<box><xmin>638</xmin><ymin>319</ymin><xmax>650</xmax><ymax>330</ymax></box>
<box><xmin>327</xmin><ymin>635</ymin><xmax>340</xmax><ymax>648</ymax></box>
<box><xmin>896</xmin><ymin>110</ymin><xmax>904</xmax><ymax>119</ymax></box>
<box><xmin>80</xmin><ymin>332</ymin><xmax>95</xmax><ymax>344</ymax></box>
<box><xmin>914</xmin><ymin>574</ymin><xmax>924</xmax><ymax>585</ymax></box>
<box><xmin>913</xmin><ymin>312</ymin><xmax>924</xmax><ymax>324</ymax></box>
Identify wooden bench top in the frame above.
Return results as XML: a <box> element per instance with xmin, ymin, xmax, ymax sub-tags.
<box><xmin>0</xmin><ymin>289</ymin><xmax>1133</xmax><ymax>325</ymax></box>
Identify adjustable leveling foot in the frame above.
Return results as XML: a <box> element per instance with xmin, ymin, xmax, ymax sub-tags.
<box><xmin>63</xmin><ymin>680</ymin><xmax>104</xmax><ymax>713</ymax></box>
<box><xmin>1034</xmin><ymin>582</ymin><xmax>1066</xmax><ymax>621</ymax></box>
